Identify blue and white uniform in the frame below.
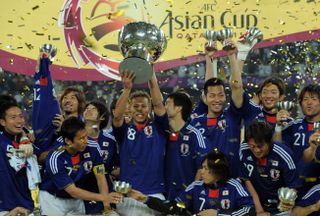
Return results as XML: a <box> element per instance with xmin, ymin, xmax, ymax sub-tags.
<box><xmin>165</xmin><ymin>123</ymin><xmax>205</xmax><ymax>200</ymax></box>
<box><xmin>175</xmin><ymin>179</ymin><xmax>254</xmax><ymax>215</ymax></box>
<box><xmin>0</xmin><ymin>131</ymin><xmax>33</xmax><ymax>212</ymax></box>
<box><xmin>239</xmin><ymin>142</ymin><xmax>301</xmax><ymax>213</ymax></box>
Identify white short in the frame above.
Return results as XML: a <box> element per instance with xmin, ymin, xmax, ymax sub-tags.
<box><xmin>39</xmin><ymin>190</ymin><xmax>85</xmax><ymax>216</ymax></box>
<box><xmin>116</xmin><ymin>193</ymin><xmax>164</xmax><ymax>216</ymax></box>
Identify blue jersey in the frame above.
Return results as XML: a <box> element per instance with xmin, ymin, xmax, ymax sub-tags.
<box><xmin>112</xmin><ymin>114</ymin><xmax>169</xmax><ymax>195</ymax></box>
<box><xmin>282</xmin><ymin>118</ymin><xmax>320</xmax><ymax>193</ymax></box>
<box><xmin>239</xmin><ymin>93</ymin><xmax>279</xmax><ymax>128</ymax></box>
<box><xmin>191</xmin><ymin>99</ymin><xmax>208</xmax><ymax>119</ymax></box>
<box><xmin>40</xmin><ymin>138</ymin><xmax>104</xmax><ymax>198</ymax></box>
<box><xmin>239</xmin><ymin>142</ymin><xmax>301</xmax><ymax>212</ymax></box>
<box><xmin>32</xmin><ymin>57</ymin><xmax>60</xmax><ymax>155</ymax></box>
<box><xmin>165</xmin><ymin>123</ymin><xmax>206</xmax><ymax>200</ymax></box>
<box><xmin>0</xmin><ymin>132</ymin><xmax>33</xmax><ymax>211</ymax></box>
<box><xmin>190</xmin><ymin>101</ymin><xmax>242</xmax><ymax>177</ymax></box>
<box><xmin>175</xmin><ymin>179</ymin><xmax>254</xmax><ymax>214</ymax></box>
<box><xmin>83</xmin><ymin>131</ymin><xmax>119</xmax><ymax>214</ymax></box>
<box><xmin>296</xmin><ymin>184</ymin><xmax>320</xmax><ymax>216</ymax></box>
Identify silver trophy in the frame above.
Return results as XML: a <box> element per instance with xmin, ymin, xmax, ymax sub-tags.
<box><xmin>118</xmin><ymin>22</ymin><xmax>167</xmax><ymax>84</ymax></box>
<box><xmin>278</xmin><ymin>187</ymin><xmax>298</xmax><ymax>211</ymax></box>
<box><xmin>313</xmin><ymin>122</ymin><xmax>320</xmax><ymax>145</ymax></box>
<box><xmin>217</xmin><ymin>28</ymin><xmax>234</xmax><ymax>51</ymax></box>
<box><xmin>113</xmin><ymin>181</ymin><xmax>132</xmax><ymax>194</ymax></box>
<box><xmin>277</xmin><ymin>101</ymin><xmax>295</xmax><ymax>126</ymax></box>
<box><xmin>203</xmin><ymin>30</ymin><xmax>218</xmax><ymax>52</ymax></box>
<box><xmin>39</xmin><ymin>44</ymin><xmax>57</xmax><ymax>61</ymax></box>
<box><xmin>239</xmin><ymin>27</ymin><xmax>263</xmax><ymax>45</ymax></box>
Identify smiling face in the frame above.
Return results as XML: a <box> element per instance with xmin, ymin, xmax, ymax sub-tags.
<box><xmin>0</xmin><ymin>106</ymin><xmax>25</xmax><ymax>135</ymax></box>
<box><xmin>301</xmin><ymin>91</ymin><xmax>320</xmax><ymax>120</ymax></box>
<box><xmin>259</xmin><ymin>84</ymin><xmax>283</xmax><ymax>112</ymax></box>
<box><xmin>61</xmin><ymin>91</ymin><xmax>79</xmax><ymax>116</ymax></box>
<box><xmin>130</xmin><ymin>96</ymin><xmax>151</xmax><ymax>124</ymax></box>
<box><xmin>204</xmin><ymin>85</ymin><xmax>226</xmax><ymax>116</ymax></box>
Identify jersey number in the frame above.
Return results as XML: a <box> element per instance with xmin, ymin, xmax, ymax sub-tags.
<box><xmin>293</xmin><ymin>133</ymin><xmax>306</xmax><ymax>146</ymax></box>
<box><xmin>245</xmin><ymin>163</ymin><xmax>254</xmax><ymax>177</ymax></box>
<box><xmin>199</xmin><ymin>197</ymin><xmax>206</xmax><ymax>211</ymax></box>
<box><xmin>33</xmin><ymin>88</ymin><xmax>40</xmax><ymax>101</ymax></box>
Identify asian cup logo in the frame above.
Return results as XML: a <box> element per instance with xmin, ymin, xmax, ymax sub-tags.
<box><xmin>59</xmin><ymin>0</ymin><xmax>135</xmax><ymax>80</ymax></box>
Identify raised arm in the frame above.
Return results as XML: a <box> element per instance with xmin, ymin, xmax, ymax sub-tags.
<box><xmin>227</xmin><ymin>40</ymin><xmax>244</xmax><ymax>109</ymax></box>
<box><xmin>113</xmin><ymin>71</ymin><xmax>135</xmax><ymax>128</ymax></box>
<box><xmin>148</xmin><ymin>73</ymin><xmax>166</xmax><ymax>116</ymax></box>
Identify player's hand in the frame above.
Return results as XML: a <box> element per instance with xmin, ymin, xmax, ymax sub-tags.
<box><xmin>4</xmin><ymin>206</ymin><xmax>29</xmax><ymax>216</ymax></box>
<box><xmin>121</xmin><ymin>70</ymin><xmax>135</xmax><ymax>90</ymax></box>
<box><xmin>127</xmin><ymin>189</ymin><xmax>147</xmax><ymax>203</ymax></box>
<box><xmin>276</xmin><ymin>109</ymin><xmax>290</xmax><ymax>125</ymax></box>
<box><xmin>52</xmin><ymin>114</ymin><xmax>64</xmax><ymax>133</ymax></box>
<box><xmin>197</xmin><ymin>209</ymin><xmax>217</xmax><ymax>216</ymax></box>
<box><xmin>309</xmin><ymin>131</ymin><xmax>320</xmax><ymax>148</ymax></box>
<box><xmin>223</xmin><ymin>38</ymin><xmax>237</xmax><ymax>56</ymax></box>
<box><xmin>103</xmin><ymin>192</ymin><xmax>123</xmax><ymax>207</ymax></box>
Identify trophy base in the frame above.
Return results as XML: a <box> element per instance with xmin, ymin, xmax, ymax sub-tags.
<box><xmin>119</xmin><ymin>57</ymin><xmax>153</xmax><ymax>84</ymax></box>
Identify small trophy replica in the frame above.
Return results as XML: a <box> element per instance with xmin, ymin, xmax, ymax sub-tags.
<box><xmin>313</xmin><ymin>122</ymin><xmax>320</xmax><ymax>145</ymax></box>
<box><xmin>39</xmin><ymin>44</ymin><xmax>57</xmax><ymax>62</ymax></box>
<box><xmin>118</xmin><ymin>22</ymin><xmax>167</xmax><ymax>84</ymax></box>
<box><xmin>217</xmin><ymin>28</ymin><xmax>234</xmax><ymax>51</ymax></box>
<box><xmin>113</xmin><ymin>181</ymin><xmax>132</xmax><ymax>194</ymax></box>
<box><xmin>277</xmin><ymin>101</ymin><xmax>295</xmax><ymax>126</ymax></box>
<box><xmin>278</xmin><ymin>187</ymin><xmax>298</xmax><ymax>212</ymax></box>
<box><xmin>203</xmin><ymin>30</ymin><xmax>218</xmax><ymax>52</ymax></box>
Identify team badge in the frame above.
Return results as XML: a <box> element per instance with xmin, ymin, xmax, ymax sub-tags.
<box><xmin>217</xmin><ymin>119</ymin><xmax>226</xmax><ymax>131</ymax></box>
<box><xmin>270</xmin><ymin>169</ymin><xmax>280</xmax><ymax>181</ymax></box>
<box><xmin>144</xmin><ymin>126</ymin><xmax>153</xmax><ymax>137</ymax></box>
<box><xmin>101</xmin><ymin>150</ymin><xmax>109</xmax><ymax>161</ymax></box>
<box><xmin>180</xmin><ymin>143</ymin><xmax>190</xmax><ymax>156</ymax></box>
<box><xmin>221</xmin><ymin>199</ymin><xmax>231</xmax><ymax>209</ymax></box>
<box><xmin>183</xmin><ymin>135</ymin><xmax>189</xmax><ymax>141</ymax></box>
<box><xmin>83</xmin><ymin>161</ymin><xmax>93</xmax><ymax>172</ymax></box>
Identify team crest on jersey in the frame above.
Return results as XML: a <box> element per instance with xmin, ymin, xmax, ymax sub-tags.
<box><xmin>270</xmin><ymin>169</ymin><xmax>280</xmax><ymax>181</ymax></box>
<box><xmin>144</xmin><ymin>126</ymin><xmax>153</xmax><ymax>137</ymax></box>
<box><xmin>180</xmin><ymin>143</ymin><xmax>190</xmax><ymax>156</ymax></box>
<box><xmin>102</xmin><ymin>141</ymin><xmax>109</xmax><ymax>147</ymax></box>
<box><xmin>84</xmin><ymin>152</ymin><xmax>91</xmax><ymax>158</ymax></box>
<box><xmin>183</xmin><ymin>135</ymin><xmax>189</xmax><ymax>141</ymax></box>
<box><xmin>83</xmin><ymin>161</ymin><xmax>93</xmax><ymax>172</ymax></box>
<box><xmin>217</xmin><ymin>120</ymin><xmax>226</xmax><ymax>131</ymax></box>
<box><xmin>101</xmin><ymin>150</ymin><xmax>109</xmax><ymax>161</ymax></box>
<box><xmin>221</xmin><ymin>199</ymin><xmax>231</xmax><ymax>209</ymax></box>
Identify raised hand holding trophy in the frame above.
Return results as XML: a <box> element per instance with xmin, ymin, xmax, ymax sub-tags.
<box><xmin>217</xmin><ymin>28</ymin><xmax>234</xmax><ymax>51</ymax></box>
<box><xmin>118</xmin><ymin>22</ymin><xmax>167</xmax><ymax>84</ymax></box>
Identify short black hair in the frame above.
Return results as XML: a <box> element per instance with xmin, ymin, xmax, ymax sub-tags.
<box><xmin>85</xmin><ymin>100</ymin><xmax>109</xmax><ymax>129</ymax></box>
<box><xmin>202</xmin><ymin>149</ymin><xmax>231</xmax><ymax>185</ymax></box>
<box><xmin>61</xmin><ymin>117</ymin><xmax>86</xmax><ymax>142</ymax></box>
<box><xmin>167</xmin><ymin>91</ymin><xmax>192</xmax><ymax>122</ymax></box>
<box><xmin>257</xmin><ymin>77</ymin><xmax>285</xmax><ymax>96</ymax></box>
<box><xmin>245</xmin><ymin>120</ymin><xmax>273</xmax><ymax>146</ymax></box>
<box><xmin>0</xmin><ymin>99</ymin><xmax>20</xmax><ymax>131</ymax></box>
<box><xmin>298</xmin><ymin>84</ymin><xmax>320</xmax><ymax>105</ymax></box>
<box><xmin>203</xmin><ymin>78</ymin><xmax>226</xmax><ymax>96</ymax></box>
